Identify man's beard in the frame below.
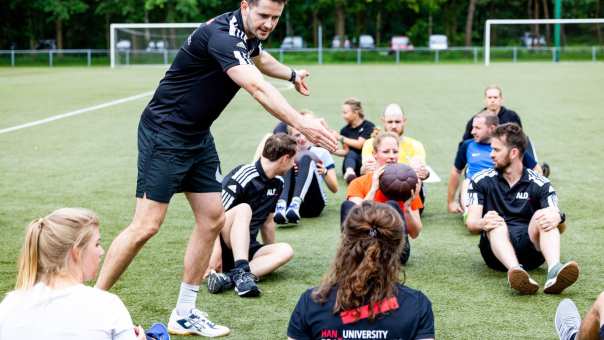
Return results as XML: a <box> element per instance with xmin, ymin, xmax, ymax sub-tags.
<box><xmin>494</xmin><ymin>153</ymin><xmax>512</xmax><ymax>171</ymax></box>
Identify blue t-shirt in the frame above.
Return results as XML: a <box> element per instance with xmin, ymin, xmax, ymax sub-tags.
<box><xmin>454</xmin><ymin>139</ymin><xmax>537</xmax><ymax>178</ymax></box>
<box><xmin>287</xmin><ymin>284</ymin><xmax>434</xmax><ymax>340</ymax></box>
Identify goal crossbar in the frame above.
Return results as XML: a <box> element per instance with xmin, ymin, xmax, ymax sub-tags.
<box><xmin>110</xmin><ymin>23</ymin><xmax>201</xmax><ymax>68</ymax></box>
<box><xmin>484</xmin><ymin>18</ymin><xmax>604</xmax><ymax>65</ymax></box>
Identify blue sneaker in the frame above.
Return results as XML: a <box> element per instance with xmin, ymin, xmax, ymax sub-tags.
<box><xmin>167</xmin><ymin>308</ymin><xmax>229</xmax><ymax>337</ymax></box>
<box><xmin>145</xmin><ymin>323</ymin><xmax>170</xmax><ymax>340</ymax></box>
<box><xmin>207</xmin><ymin>270</ymin><xmax>233</xmax><ymax>294</ymax></box>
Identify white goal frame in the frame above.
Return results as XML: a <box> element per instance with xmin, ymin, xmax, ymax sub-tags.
<box><xmin>110</xmin><ymin>23</ymin><xmax>201</xmax><ymax>68</ymax></box>
<box><xmin>484</xmin><ymin>18</ymin><xmax>604</xmax><ymax>65</ymax></box>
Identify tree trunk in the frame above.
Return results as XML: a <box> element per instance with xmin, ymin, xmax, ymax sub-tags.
<box><xmin>56</xmin><ymin>19</ymin><xmax>63</xmax><ymax>49</ymax></box>
<box><xmin>465</xmin><ymin>0</ymin><xmax>478</xmax><ymax>47</ymax></box>
<box><xmin>312</xmin><ymin>10</ymin><xmax>318</xmax><ymax>47</ymax></box>
<box><xmin>376</xmin><ymin>10</ymin><xmax>382</xmax><ymax>47</ymax></box>
<box><xmin>335</xmin><ymin>3</ymin><xmax>345</xmax><ymax>47</ymax></box>
<box><xmin>105</xmin><ymin>13</ymin><xmax>110</xmax><ymax>50</ymax></box>
<box><xmin>597</xmin><ymin>0</ymin><xmax>602</xmax><ymax>44</ymax></box>
<box><xmin>286</xmin><ymin>8</ymin><xmax>293</xmax><ymax>36</ymax></box>
<box><xmin>541</xmin><ymin>0</ymin><xmax>551</xmax><ymax>45</ymax></box>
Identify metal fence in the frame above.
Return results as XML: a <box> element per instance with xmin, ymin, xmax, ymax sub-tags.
<box><xmin>1</xmin><ymin>46</ymin><xmax>602</xmax><ymax>67</ymax></box>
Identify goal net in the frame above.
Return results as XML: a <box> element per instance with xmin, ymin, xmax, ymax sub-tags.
<box><xmin>484</xmin><ymin>18</ymin><xmax>604</xmax><ymax>65</ymax></box>
<box><xmin>110</xmin><ymin>23</ymin><xmax>202</xmax><ymax>68</ymax></box>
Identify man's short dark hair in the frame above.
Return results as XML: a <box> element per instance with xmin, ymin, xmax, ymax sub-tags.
<box><xmin>262</xmin><ymin>133</ymin><xmax>296</xmax><ymax>161</ymax></box>
<box><xmin>493</xmin><ymin>123</ymin><xmax>527</xmax><ymax>155</ymax></box>
<box><xmin>475</xmin><ymin>110</ymin><xmax>499</xmax><ymax>127</ymax></box>
<box><xmin>248</xmin><ymin>0</ymin><xmax>287</xmax><ymax>5</ymax></box>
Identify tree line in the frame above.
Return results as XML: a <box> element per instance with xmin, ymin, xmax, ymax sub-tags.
<box><xmin>1</xmin><ymin>0</ymin><xmax>602</xmax><ymax>50</ymax></box>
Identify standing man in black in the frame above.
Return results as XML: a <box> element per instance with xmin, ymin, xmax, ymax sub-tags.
<box><xmin>460</xmin><ymin>85</ymin><xmax>547</xmax><ymax>176</ymax></box>
<box><xmin>95</xmin><ymin>0</ymin><xmax>336</xmax><ymax>337</ymax></box>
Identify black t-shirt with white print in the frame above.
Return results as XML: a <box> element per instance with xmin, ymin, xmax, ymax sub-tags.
<box><xmin>340</xmin><ymin>120</ymin><xmax>376</xmax><ymax>155</ymax></box>
<box><xmin>288</xmin><ymin>283</ymin><xmax>434</xmax><ymax>340</ymax></box>
<box><xmin>141</xmin><ymin>9</ymin><xmax>261</xmax><ymax>137</ymax></box>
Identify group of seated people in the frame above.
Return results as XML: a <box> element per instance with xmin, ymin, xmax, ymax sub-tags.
<box><xmin>0</xmin><ymin>85</ymin><xmax>593</xmax><ymax>340</ymax></box>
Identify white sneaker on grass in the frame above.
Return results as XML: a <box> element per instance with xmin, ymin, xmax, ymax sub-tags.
<box><xmin>168</xmin><ymin>308</ymin><xmax>230</xmax><ymax>337</ymax></box>
<box><xmin>555</xmin><ymin>299</ymin><xmax>580</xmax><ymax>340</ymax></box>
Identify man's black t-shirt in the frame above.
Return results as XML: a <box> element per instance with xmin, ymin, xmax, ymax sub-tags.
<box><xmin>142</xmin><ymin>9</ymin><xmax>261</xmax><ymax>137</ymax></box>
<box><xmin>288</xmin><ymin>284</ymin><xmax>434</xmax><ymax>340</ymax></box>
<box><xmin>460</xmin><ymin>106</ymin><xmax>522</xmax><ymax>142</ymax></box>
<box><xmin>340</xmin><ymin>120</ymin><xmax>375</xmax><ymax>155</ymax></box>
<box><xmin>221</xmin><ymin>160</ymin><xmax>283</xmax><ymax>240</ymax></box>
<box><xmin>467</xmin><ymin>167</ymin><xmax>561</xmax><ymax>226</ymax></box>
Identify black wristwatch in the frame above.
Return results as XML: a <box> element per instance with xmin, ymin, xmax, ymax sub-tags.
<box><xmin>559</xmin><ymin>211</ymin><xmax>566</xmax><ymax>224</ymax></box>
<box><xmin>289</xmin><ymin>69</ymin><xmax>297</xmax><ymax>83</ymax></box>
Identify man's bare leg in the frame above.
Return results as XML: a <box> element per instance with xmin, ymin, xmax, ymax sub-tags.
<box><xmin>577</xmin><ymin>292</ymin><xmax>604</xmax><ymax>340</ymax></box>
<box><xmin>249</xmin><ymin>243</ymin><xmax>293</xmax><ymax>277</ymax></box>
<box><xmin>224</xmin><ymin>204</ymin><xmax>252</xmax><ymax>261</ymax></box>
<box><xmin>486</xmin><ymin>224</ymin><xmax>520</xmax><ymax>270</ymax></box>
<box><xmin>528</xmin><ymin>215</ymin><xmax>560</xmax><ymax>267</ymax></box>
<box><xmin>96</xmin><ymin>197</ymin><xmax>168</xmax><ymax>290</ymax></box>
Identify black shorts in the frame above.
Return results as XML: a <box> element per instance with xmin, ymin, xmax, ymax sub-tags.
<box><xmin>220</xmin><ymin>234</ymin><xmax>265</xmax><ymax>273</ymax></box>
<box><xmin>479</xmin><ymin>223</ymin><xmax>545</xmax><ymax>272</ymax></box>
<box><xmin>135</xmin><ymin>120</ymin><xmax>222</xmax><ymax>203</ymax></box>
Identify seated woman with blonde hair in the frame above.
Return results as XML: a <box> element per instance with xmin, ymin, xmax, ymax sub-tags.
<box><xmin>287</xmin><ymin>201</ymin><xmax>434</xmax><ymax>340</ymax></box>
<box><xmin>0</xmin><ymin>208</ymin><xmax>148</xmax><ymax>340</ymax></box>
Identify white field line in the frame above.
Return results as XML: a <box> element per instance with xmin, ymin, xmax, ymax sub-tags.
<box><xmin>0</xmin><ymin>91</ymin><xmax>154</xmax><ymax>135</ymax></box>
<box><xmin>1</xmin><ymin>81</ymin><xmax>294</xmax><ymax>136</ymax></box>
<box><xmin>424</xmin><ymin>165</ymin><xmax>441</xmax><ymax>183</ymax></box>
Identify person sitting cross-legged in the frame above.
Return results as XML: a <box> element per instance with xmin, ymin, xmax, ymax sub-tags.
<box><xmin>274</xmin><ymin>126</ymin><xmax>339</xmax><ymax>224</ymax></box>
<box><xmin>466</xmin><ymin>123</ymin><xmax>578</xmax><ymax>295</ymax></box>
<box><xmin>206</xmin><ymin>133</ymin><xmax>295</xmax><ymax>297</ymax></box>
<box><xmin>555</xmin><ymin>292</ymin><xmax>604</xmax><ymax>340</ymax></box>
<box><xmin>341</xmin><ymin>132</ymin><xmax>423</xmax><ymax>264</ymax></box>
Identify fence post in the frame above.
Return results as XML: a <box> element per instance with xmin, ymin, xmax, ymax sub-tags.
<box><xmin>163</xmin><ymin>49</ymin><xmax>168</xmax><ymax>65</ymax></box>
<box><xmin>87</xmin><ymin>49</ymin><xmax>92</xmax><ymax>66</ymax></box>
<box><xmin>11</xmin><ymin>49</ymin><xmax>15</xmax><ymax>67</ymax></box>
<box><xmin>126</xmin><ymin>50</ymin><xmax>130</xmax><ymax>65</ymax></box>
<box><xmin>318</xmin><ymin>25</ymin><xmax>323</xmax><ymax>65</ymax></box>
<box><xmin>593</xmin><ymin>46</ymin><xmax>597</xmax><ymax>62</ymax></box>
<box><xmin>396</xmin><ymin>49</ymin><xmax>400</xmax><ymax>64</ymax></box>
<box><xmin>513</xmin><ymin>47</ymin><xmax>517</xmax><ymax>63</ymax></box>
<box><xmin>279</xmin><ymin>49</ymin><xmax>284</xmax><ymax>63</ymax></box>
<box><xmin>49</xmin><ymin>50</ymin><xmax>53</xmax><ymax>67</ymax></box>
<box><xmin>473</xmin><ymin>47</ymin><xmax>478</xmax><ymax>63</ymax></box>
<box><xmin>551</xmin><ymin>47</ymin><xmax>556</xmax><ymax>62</ymax></box>
<box><xmin>357</xmin><ymin>48</ymin><xmax>361</xmax><ymax>64</ymax></box>
<box><xmin>435</xmin><ymin>50</ymin><xmax>439</xmax><ymax>63</ymax></box>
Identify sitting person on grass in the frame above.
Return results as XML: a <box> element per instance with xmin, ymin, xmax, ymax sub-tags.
<box><xmin>466</xmin><ymin>123</ymin><xmax>578</xmax><ymax>295</ymax></box>
<box><xmin>206</xmin><ymin>133</ymin><xmax>295</xmax><ymax>297</ymax></box>
<box><xmin>274</xmin><ymin>126</ymin><xmax>338</xmax><ymax>224</ymax></box>
<box><xmin>555</xmin><ymin>292</ymin><xmax>604</xmax><ymax>340</ymax></box>
<box><xmin>333</xmin><ymin>98</ymin><xmax>376</xmax><ymax>184</ymax></box>
<box><xmin>0</xmin><ymin>208</ymin><xmax>147</xmax><ymax>340</ymax></box>
<box><xmin>447</xmin><ymin>111</ymin><xmax>539</xmax><ymax>215</ymax></box>
<box><xmin>287</xmin><ymin>201</ymin><xmax>435</xmax><ymax>340</ymax></box>
<box><xmin>341</xmin><ymin>132</ymin><xmax>423</xmax><ymax>264</ymax></box>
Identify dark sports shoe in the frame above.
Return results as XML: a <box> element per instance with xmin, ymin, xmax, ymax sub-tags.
<box><xmin>544</xmin><ymin>261</ymin><xmax>579</xmax><ymax>294</ymax></box>
<box><xmin>555</xmin><ymin>299</ymin><xmax>580</xmax><ymax>340</ymax></box>
<box><xmin>207</xmin><ymin>270</ymin><xmax>233</xmax><ymax>294</ymax></box>
<box><xmin>542</xmin><ymin>162</ymin><xmax>551</xmax><ymax>177</ymax></box>
<box><xmin>507</xmin><ymin>266</ymin><xmax>539</xmax><ymax>294</ymax></box>
<box><xmin>231</xmin><ymin>269</ymin><xmax>261</xmax><ymax>297</ymax></box>
<box><xmin>274</xmin><ymin>204</ymin><xmax>288</xmax><ymax>224</ymax></box>
<box><xmin>285</xmin><ymin>201</ymin><xmax>301</xmax><ymax>224</ymax></box>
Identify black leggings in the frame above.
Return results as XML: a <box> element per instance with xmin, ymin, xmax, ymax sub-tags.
<box><xmin>280</xmin><ymin>154</ymin><xmax>326</xmax><ymax>217</ymax></box>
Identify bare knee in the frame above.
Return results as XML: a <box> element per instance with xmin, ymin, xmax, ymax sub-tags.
<box><xmin>129</xmin><ymin>217</ymin><xmax>163</xmax><ymax>244</ymax></box>
<box><xmin>232</xmin><ymin>203</ymin><xmax>252</xmax><ymax>218</ymax></box>
<box><xmin>203</xmin><ymin>210</ymin><xmax>226</xmax><ymax>234</ymax></box>
<box><xmin>278</xmin><ymin>243</ymin><xmax>294</xmax><ymax>263</ymax></box>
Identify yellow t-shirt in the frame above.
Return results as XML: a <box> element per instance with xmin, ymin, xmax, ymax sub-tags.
<box><xmin>362</xmin><ymin>135</ymin><xmax>427</xmax><ymax>164</ymax></box>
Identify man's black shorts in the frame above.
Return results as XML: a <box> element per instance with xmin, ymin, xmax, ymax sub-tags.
<box><xmin>220</xmin><ymin>234</ymin><xmax>265</xmax><ymax>273</ymax></box>
<box><xmin>136</xmin><ymin>120</ymin><xmax>222</xmax><ymax>203</ymax></box>
<box><xmin>479</xmin><ymin>223</ymin><xmax>545</xmax><ymax>272</ymax></box>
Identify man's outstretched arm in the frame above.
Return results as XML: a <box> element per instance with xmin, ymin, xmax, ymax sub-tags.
<box><xmin>253</xmin><ymin>51</ymin><xmax>310</xmax><ymax>96</ymax></box>
<box><xmin>226</xmin><ymin>64</ymin><xmax>336</xmax><ymax>151</ymax></box>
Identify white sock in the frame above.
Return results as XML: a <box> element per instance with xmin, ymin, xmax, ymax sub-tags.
<box><xmin>176</xmin><ymin>282</ymin><xmax>199</xmax><ymax>316</ymax></box>
<box><xmin>548</xmin><ymin>262</ymin><xmax>561</xmax><ymax>273</ymax></box>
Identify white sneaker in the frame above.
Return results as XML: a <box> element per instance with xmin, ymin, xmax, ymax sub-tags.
<box><xmin>555</xmin><ymin>299</ymin><xmax>580</xmax><ymax>340</ymax></box>
<box><xmin>168</xmin><ymin>308</ymin><xmax>230</xmax><ymax>337</ymax></box>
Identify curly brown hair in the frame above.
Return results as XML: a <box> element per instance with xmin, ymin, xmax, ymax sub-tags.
<box><xmin>311</xmin><ymin>201</ymin><xmax>404</xmax><ymax>321</ymax></box>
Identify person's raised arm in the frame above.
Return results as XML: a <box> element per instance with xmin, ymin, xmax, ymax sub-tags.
<box><xmin>253</xmin><ymin>50</ymin><xmax>310</xmax><ymax>96</ymax></box>
<box><xmin>226</xmin><ymin>64</ymin><xmax>336</xmax><ymax>151</ymax></box>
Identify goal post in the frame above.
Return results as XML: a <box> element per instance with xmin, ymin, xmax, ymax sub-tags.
<box><xmin>110</xmin><ymin>23</ymin><xmax>201</xmax><ymax>68</ymax></box>
<box><xmin>484</xmin><ymin>18</ymin><xmax>604</xmax><ymax>65</ymax></box>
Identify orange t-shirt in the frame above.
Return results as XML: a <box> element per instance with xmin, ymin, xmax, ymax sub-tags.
<box><xmin>346</xmin><ymin>172</ymin><xmax>423</xmax><ymax>211</ymax></box>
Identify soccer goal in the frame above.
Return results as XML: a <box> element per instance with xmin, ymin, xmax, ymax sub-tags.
<box><xmin>484</xmin><ymin>18</ymin><xmax>604</xmax><ymax>65</ymax></box>
<box><xmin>110</xmin><ymin>23</ymin><xmax>202</xmax><ymax>68</ymax></box>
